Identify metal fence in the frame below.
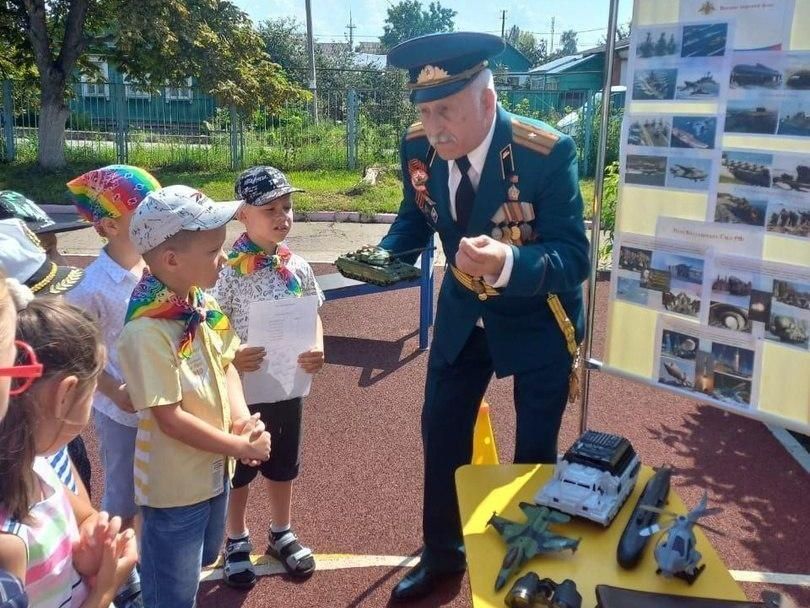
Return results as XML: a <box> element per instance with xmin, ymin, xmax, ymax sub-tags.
<box><xmin>1</xmin><ymin>73</ymin><xmax>621</xmax><ymax>177</ymax></box>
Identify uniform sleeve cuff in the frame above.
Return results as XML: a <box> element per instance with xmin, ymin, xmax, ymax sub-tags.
<box><xmin>486</xmin><ymin>244</ymin><xmax>514</xmax><ymax>288</ymax></box>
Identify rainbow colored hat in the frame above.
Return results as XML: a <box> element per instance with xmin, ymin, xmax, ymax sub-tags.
<box><xmin>66</xmin><ymin>165</ymin><xmax>161</xmax><ymax>223</ymax></box>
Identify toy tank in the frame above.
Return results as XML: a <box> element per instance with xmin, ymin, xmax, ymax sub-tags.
<box><xmin>335</xmin><ymin>245</ymin><xmax>423</xmax><ymax>286</ymax></box>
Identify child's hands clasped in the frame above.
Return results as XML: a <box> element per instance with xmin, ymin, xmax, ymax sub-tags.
<box><xmin>233</xmin><ymin>413</ymin><xmax>271</xmax><ymax>465</ymax></box>
<box><xmin>298</xmin><ymin>347</ymin><xmax>324</xmax><ymax>374</ymax></box>
<box><xmin>233</xmin><ymin>345</ymin><xmax>266</xmax><ymax>373</ymax></box>
<box><xmin>73</xmin><ymin>511</ymin><xmax>138</xmax><ymax>593</ymax></box>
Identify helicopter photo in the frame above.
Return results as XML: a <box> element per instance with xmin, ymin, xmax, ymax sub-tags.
<box><xmin>487</xmin><ymin>502</ymin><xmax>580</xmax><ymax>590</ymax></box>
<box><xmin>638</xmin><ymin>492</ymin><xmax>723</xmax><ymax>584</ymax></box>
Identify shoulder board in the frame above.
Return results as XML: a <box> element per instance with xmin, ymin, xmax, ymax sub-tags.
<box><xmin>511</xmin><ymin>118</ymin><xmax>559</xmax><ymax>156</ymax></box>
<box><xmin>405</xmin><ymin>121</ymin><xmax>426</xmax><ymax>141</ymax></box>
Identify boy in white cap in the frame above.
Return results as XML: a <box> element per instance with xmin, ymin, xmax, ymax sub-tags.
<box><xmin>117</xmin><ymin>185</ymin><xmax>272</xmax><ymax>608</ymax></box>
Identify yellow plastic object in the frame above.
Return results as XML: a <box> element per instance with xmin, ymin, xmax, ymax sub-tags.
<box><xmin>472</xmin><ymin>401</ymin><xmax>499</xmax><ymax>465</ymax></box>
<box><xmin>455</xmin><ymin>464</ymin><xmax>746</xmax><ymax>608</ymax></box>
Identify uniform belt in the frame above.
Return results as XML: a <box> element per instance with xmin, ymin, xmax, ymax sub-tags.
<box><xmin>450</xmin><ymin>262</ymin><xmax>581</xmax><ymax>403</ymax></box>
<box><xmin>449</xmin><ymin>264</ymin><xmax>500</xmax><ymax>301</ymax></box>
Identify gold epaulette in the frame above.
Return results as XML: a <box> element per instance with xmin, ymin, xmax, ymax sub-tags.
<box><xmin>405</xmin><ymin>121</ymin><xmax>426</xmax><ymax>141</ymax></box>
<box><xmin>511</xmin><ymin>118</ymin><xmax>559</xmax><ymax>156</ymax></box>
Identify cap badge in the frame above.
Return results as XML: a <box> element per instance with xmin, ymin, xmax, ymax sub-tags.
<box><xmin>417</xmin><ymin>65</ymin><xmax>450</xmax><ymax>85</ymax></box>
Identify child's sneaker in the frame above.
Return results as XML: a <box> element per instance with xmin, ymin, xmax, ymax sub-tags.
<box><xmin>267</xmin><ymin>528</ymin><xmax>315</xmax><ymax>578</ymax></box>
<box><xmin>223</xmin><ymin>535</ymin><xmax>257</xmax><ymax>589</ymax></box>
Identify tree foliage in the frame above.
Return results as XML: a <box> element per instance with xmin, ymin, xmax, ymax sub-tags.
<box><xmin>559</xmin><ymin>29</ymin><xmax>578</xmax><ymax>56</ymax></box>
<box><xmin>379</xmin><ymin>1</ymin><xmax>456</xmax><ymax>51</ymax></box>
<box><xmin>0</xmin><ymin>0</ymin><xmax>307</xmax><ymax>167</ymax></box>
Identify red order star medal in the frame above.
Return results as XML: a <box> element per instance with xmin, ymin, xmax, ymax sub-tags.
<box><xmin>408</xmin><ymin>159</ymin><xmax>430</xmax><ymax>210</ymax></box>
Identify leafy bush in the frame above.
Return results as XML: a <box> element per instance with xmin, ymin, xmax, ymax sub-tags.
<box><xmin>598</xmin><ymin>161</ymin><xmax>620</xmax><ymax>261</ymax></box>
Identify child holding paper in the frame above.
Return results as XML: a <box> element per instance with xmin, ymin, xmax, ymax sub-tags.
<box><xmin>213</xmin><ymin>166</ymin><xmax>324</xmax><ymax>588</ymax></box>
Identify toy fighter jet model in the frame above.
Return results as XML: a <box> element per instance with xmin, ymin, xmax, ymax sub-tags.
<box><xmin>488</xmin><ymin>502</ymin><xmax>581</xmax><ymax>591</ymax></box>
<box><xmin>639</xmin><ymin>491</ymin><xmax>723</xmax><ymax>584</ymax></box>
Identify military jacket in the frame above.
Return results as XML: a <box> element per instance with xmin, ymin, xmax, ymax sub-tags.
<box><xmin>380</xmin><ymin>106</ymin><xmax>590</xmax><ymax>377</ymax></box>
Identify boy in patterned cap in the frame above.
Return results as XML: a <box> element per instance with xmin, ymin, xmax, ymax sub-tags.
<box><xmin>65</xmin><ymin>165</ymin><xmax>163</xmax><ymax>608</ymax></box>
<box><xmin>212</xmin><ymin>166</ymin><xmax>324</xmax><ymax>588</ymax></box>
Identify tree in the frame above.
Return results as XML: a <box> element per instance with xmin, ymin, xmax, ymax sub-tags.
<box><xmin>0</xmin><ymin>0</ymin><xmax>306</xmax><ymax>169</ymax></box>
<box><xmin>379</xmin><ymin>1</ymin><xmax>456</xmax><ymax>51</ymax></box>
<box><xmin>599</xmin><ymin>21</ymin><xmax>632</xmax><ymax>46</ymax></box>
<box><xmin>559</xmin><ymin>29</ymin><xmax>578</xmax><ymax>56</ymax></box>
<box><xmin>515</xmin><ymin>31</ymin><xmax>547</xmax><ymax>67</ymax></box>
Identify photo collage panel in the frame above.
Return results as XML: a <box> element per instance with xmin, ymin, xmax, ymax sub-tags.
<box><xmin>614</xmin><ymin>235</ymin><xmax>708</xmax><ymax>320</ymax></box>
<box><xmin>725</xmin><ymin>51</ymin><xmax>810</xmax><ymax>138</ymax></box>
<box><xmin>631</xmin><ymin>22</ymin><xmax>732</xmax><ymax>103</ymax></box>
<box><xmin>712</xmin><ymin>149</ymin><xmax>810</xmax><ymax>239</ymax></box>
<box><xmin>656</xmin><ymin>318</ymin><xmax>760</xmax><ymax>410</ymax></box>
<box><xmin>709</xmin><ymin>255</ymin><xmax>810</xmax><ymax>351</ymax></box>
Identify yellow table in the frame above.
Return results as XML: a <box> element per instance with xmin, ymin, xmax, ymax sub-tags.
<box><xmin>456</xmin><ymin>464</ymin><xmax>746</xmax><ymax>607</ymax></box>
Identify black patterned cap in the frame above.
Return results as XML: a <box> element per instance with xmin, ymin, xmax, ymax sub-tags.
<box><xmin>235</xmin><ymin>166</ymin><xmax>304</xmax><ymax>207</ymax></box>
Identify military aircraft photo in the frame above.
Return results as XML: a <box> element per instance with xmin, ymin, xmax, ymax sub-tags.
<box><xmin>639</xmin><ymin>492</ymin><xmax>724</xmax><ymax>583</ymax></box>
<box><xmin>487</xmin><ymin>502</ymin><xmax>581</xmax><ymax>591</ymax></box>
<box><xmin>669</xmin><ymin>164</ymin><xmax>708</xmax><ymax>181</ymax></box>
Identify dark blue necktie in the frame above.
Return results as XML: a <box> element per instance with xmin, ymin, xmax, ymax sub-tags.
<box><xmin>455</xmin><ymin>155</ymin><xmax>475</xmax><ymax>232</ymax></box>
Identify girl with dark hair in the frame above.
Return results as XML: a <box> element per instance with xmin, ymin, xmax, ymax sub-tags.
<box><xmin>0</xmin><ymin>297</ymin><xmax>137</xmax><ymax>608</ymax></box>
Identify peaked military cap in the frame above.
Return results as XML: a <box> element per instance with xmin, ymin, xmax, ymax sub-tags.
<box><xmin>388</xmin><ymin>32</ymin><xmax>505</xmax><ymax>103</ymax></box>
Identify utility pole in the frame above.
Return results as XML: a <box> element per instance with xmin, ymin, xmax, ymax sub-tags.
<box><xmin>549</xmin><ymin>17</ymin><xmax>556</xmax><ymax>53</ymax></box>
<box><xmin>305</xmin><ymin>0</ymin><xmax>318</xmax><ymax>123</ymax></box>
<box><xmin>501</xmin><ymin>10</ymin><xmax>507</xmax><ymax>38</ymax></box>
<box><xmin>346</xmin><ymin>10</ymin><xmax>356</xmax><ymax>50</ymax></box>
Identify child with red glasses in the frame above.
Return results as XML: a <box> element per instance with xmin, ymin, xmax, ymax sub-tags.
<box><xmin>0</xmin><ymin>296</ymin><xmax>138</xmax><ymax>608</ymax></box>
<box><xmin>0</xmin><ymin>273</ymin><xmax>28</xmax><ymax>608</ymax></box>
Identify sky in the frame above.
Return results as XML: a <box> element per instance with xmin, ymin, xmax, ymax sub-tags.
<box><xmin>231</xmin><ymin>0</ymin><xmax>633</xmax><ymax>52</ymax></box>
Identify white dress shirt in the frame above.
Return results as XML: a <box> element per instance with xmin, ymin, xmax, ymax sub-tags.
<box><xmin>447</xmin><ymin>114</ymin><xmax>514</xmax><ymax>288</ymax></box>
<box><xmin>66</xmin><ymin>249</ymin><xmax>141</xmax><ymax>427</ymax></box>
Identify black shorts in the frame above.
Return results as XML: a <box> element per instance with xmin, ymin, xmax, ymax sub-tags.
<box><xmin>232</xmin><ymin>397</ymin><xmax>303</xmax><ymax>487</ymax></box>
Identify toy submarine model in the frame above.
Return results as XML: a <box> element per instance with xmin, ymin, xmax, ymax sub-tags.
<box><xmin>616</xmin><ymin>466</ymin><xmax>672</xmax><ymax>568</ymax></box>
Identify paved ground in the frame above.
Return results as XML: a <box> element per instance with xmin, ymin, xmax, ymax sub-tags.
<box><xmin>56</xmin><ymin>220</ymin><xmax>449</xmax><ymax>266</ymax></box>
<box><xmin>59</xmin><ymin>223</ymin><xmax>809</xmax><ymax>608</ymax></box>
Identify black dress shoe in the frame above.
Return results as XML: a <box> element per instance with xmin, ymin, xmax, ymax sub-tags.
<box><xmin>390</xmin><ymin>563</ymin><xmax>463</xmax><ymax>602</ymax></box>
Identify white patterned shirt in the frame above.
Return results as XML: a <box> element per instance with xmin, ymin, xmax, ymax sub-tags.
<box><xmin>66</xmin><ymin>249</ymin><xmax>140</xmax><ymax>427</ymax></box>
<box><xmin>211</xmin><ymin>246</ymin><xmax>324</xmax><ymax>343</ymax></box>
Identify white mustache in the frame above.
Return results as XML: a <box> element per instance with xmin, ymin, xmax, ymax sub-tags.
<box><xmin>428</xmin><ymin>133</ymin><xmax>456</xmax><ymax>146</ymax></box>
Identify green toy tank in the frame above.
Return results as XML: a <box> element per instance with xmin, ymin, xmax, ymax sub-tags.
<box><xmin>335</xmin><ymin>245</ymin><xmax>423</xmax><ymax>286</ymax></box>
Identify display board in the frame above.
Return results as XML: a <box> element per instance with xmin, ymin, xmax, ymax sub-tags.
<box><xmin>604</xmin><ymin>0</ymin><xmax>810</xmax><ymax>433</ymax></box>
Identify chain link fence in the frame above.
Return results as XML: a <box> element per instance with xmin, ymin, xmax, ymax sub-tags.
<box><xmin>1</xmin><ymin>71</ymin><xmax>620</xmax><ymax>177</ymax></box>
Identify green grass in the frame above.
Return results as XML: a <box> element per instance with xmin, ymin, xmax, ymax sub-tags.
<box><xmin>0</xmin><ymin>164</ymin><xmax>405</xmax><ymax>215</ymax></box>
<box><xmin>0</xmin><ymin>162</ymin><xmax>593</xmax><ymax>216</ymax></box>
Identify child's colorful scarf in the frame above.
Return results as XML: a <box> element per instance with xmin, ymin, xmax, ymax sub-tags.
<box><xmin>124</xmin><ymin>270</ymin><xmax>229</xmax><ymax>359</ymax></box>
<box><xmin>226</xmin><ymin>233</ymin><xmax>302</xmax><ymax>296</ymax></box>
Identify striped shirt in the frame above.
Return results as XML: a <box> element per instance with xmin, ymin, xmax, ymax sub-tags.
<box><xmin>0</xmin><ymin>458</ymin><xmax>88</xmax><ymax>608</ymax></box>
<box><xmin>44</xmin><ymin>448</ymin><xmax>77</xmax><ymax>494</ymax></box>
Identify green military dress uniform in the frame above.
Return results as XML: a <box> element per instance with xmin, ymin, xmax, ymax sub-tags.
<box><xmin>380</xmin><ymin>32</ymin><xmax>590</xmax><ymax>597</ymax></box>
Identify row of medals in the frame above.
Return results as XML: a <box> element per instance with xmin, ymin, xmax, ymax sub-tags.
<box><xmin>490</xmin><ymin>177</ymin><xmax>536</xmax><ymax>246</ymax></box>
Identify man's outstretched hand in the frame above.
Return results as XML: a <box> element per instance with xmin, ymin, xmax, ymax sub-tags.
<box><xmin>455</xmin><ymin>235</ymin><xmax>509</xmax><ymax>278</ymax></box>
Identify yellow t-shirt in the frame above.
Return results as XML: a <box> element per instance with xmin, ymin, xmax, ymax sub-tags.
<box><xmin>117</xmin><ymin>313</ymin><xmax>240</xmax><ymax>508</ymax></box>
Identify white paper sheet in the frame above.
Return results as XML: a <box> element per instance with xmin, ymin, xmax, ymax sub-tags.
<box><xmin>241</xmin><ymin>295</ymin><xmax>319</xmax><ymax>404</ymax></box>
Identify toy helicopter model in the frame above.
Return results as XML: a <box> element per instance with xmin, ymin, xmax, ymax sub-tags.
<box><xmin>638</xmin><ymin>491</ymin><xmax>723</xmax><ymax>583</ymax></box>
<box><xmin>487</xmin><ymin>502</ymin><xmax>580</xmax><ymax>591</ymax></box>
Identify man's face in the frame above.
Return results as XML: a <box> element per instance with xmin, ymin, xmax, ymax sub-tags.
<box><xmin>174</xmin><ymin>226</ymin><xmax>228</xmax><ymax>289</ymax></box>
<box><xmin>416</xmin><ymin>83</ymin><xmax>492</xmax><ymax>160</ymax></box>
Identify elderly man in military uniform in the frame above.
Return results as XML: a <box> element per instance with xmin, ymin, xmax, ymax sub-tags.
<box><xmin>377</xmin><ymin>32</ymin><xmax>590</xmax><ymax>601</ymax></box>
